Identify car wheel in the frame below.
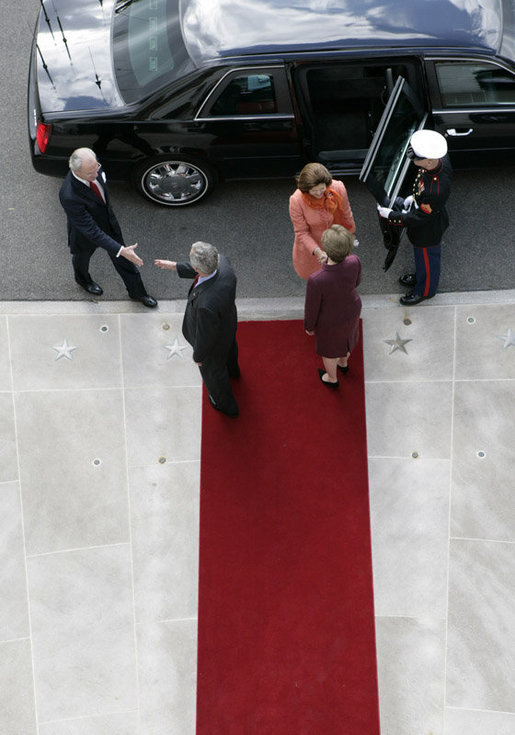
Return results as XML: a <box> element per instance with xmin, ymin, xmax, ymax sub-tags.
<box><xmin>132</xmin><ymin>155</ymin><xmax>216</xmax><ymax>206</ymax></box>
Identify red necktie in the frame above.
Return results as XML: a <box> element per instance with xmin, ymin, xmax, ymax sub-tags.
<box><xmin>189</xmin><ymin>274</ymin><xmax>199</xmax><ymax>295</ymax></box>
<box><xmin>90</xmin><ymin>180</ymin><xmax>104</xmax><ymax>202</ymax></box>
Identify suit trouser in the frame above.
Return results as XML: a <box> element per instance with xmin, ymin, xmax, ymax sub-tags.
<box><xmin>72</xmin><ymin>249</ymin><xmax>147</xmax><ymax>297</ymax></box>
<box><xmin>199</xmin><ymin>339</ymin><xmax>239</xmax><ymax>414</ymax></box>
<box><xmin>413</xmin><ymin>243</ymin><xmax>441</xmax><ymax>297</ymax></box>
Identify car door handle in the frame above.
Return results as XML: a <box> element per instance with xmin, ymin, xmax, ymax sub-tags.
<box><xmin>446</xmin><ymin>128</ymin><xmax>473</xmax><ymax>137</ymax></box>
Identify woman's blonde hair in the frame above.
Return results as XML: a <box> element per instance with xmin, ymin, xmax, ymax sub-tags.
<box><xmin>296</xmin><ymin>162</ymin><xmax>332</xmax><ymax>193</ymax></box>
<box><xmin>321</xmin><ymin>225</ymin><xmax>355</xmax><ymax>262</ymax></box>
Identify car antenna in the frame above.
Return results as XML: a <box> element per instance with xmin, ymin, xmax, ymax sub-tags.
<box><xmin>56</xmin><ymin>15</ymin><xmax>72</xmax><ymax>61</ymax></box>
<box><xmin>49</xmin><ymin>0</ymin><xmax>72</xmax><ymax>62</ymax></box>
<box><xmin>36</xmin><ymin>43</ymin><xmax>55</xmax><ymax>87</ymax></box>
<box><xmin>39</xmin><ymin>0</ymin><xmax>55</xmax><ymax>40</ymax></box>
<box><xmin>88</xmin><ymin>47</ymin><xmax>107</xmax><ymax>101</ymax></box>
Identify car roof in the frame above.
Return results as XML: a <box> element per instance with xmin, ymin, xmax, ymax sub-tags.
<box><xmin>181</xmin><ymin>0</ymin><xmax>502</xmax><ymax>66</ymax></box>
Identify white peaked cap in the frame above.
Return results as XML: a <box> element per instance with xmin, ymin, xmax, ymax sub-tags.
<box><xmin>410</xmin><ymin>130</ymin><xmax>448</xmax><ymax>159</ymax></box>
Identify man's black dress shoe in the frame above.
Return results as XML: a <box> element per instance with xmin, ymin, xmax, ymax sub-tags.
<box><xmin>400</xmin><ymin>291</ymin><xmax>434</xmax><ymax>306</ymax></box>
<box><xmin>131</xmin><ymin>295</ymin><xmax>158</xmax><ymax>308</ymax></box>
<box><xmin>208</xmin><ymin>394</ymin><xmax>239</xmax><ymax>417</ymax></box>
<box><xmin>318</xmin><ymin>368</ymin><xmax>338</xmax><ymax>388</ymax></box>
<box><xmin>399</xmin><ymin>273</ymin><xmax>416</xmax><ymax>288</ymax></box>
<box><xmin>75</xmin><ymin>278</ymin><xmax>103</xmax><ymax>296</ymax></box>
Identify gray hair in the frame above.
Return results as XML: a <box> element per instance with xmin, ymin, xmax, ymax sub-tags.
<box><xmin>69</xmin><ymin>147</ymin><xmax>97</xmax><ymax>173</ymax></box>
<box><xmin>190</xmin><ymin>241</ymin><xmax>219</xmax><ymax>274</ymax></box>
<box><xmin>321</xmin><ymin>224</ymin><xmax>355</xmax><ymax>262</ymax></box>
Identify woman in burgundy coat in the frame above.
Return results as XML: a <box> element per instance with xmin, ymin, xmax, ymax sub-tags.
<box><xmin>289</xmin><ymin>163</ymin><xmax>355</xmax><ymax>279</ymax></box>
<box><xmin>304</xmin><ymin>225</ymin><xmax>362</xmax><ymax>388</ymax></box>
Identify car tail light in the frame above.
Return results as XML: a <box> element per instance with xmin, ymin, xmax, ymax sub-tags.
<box><xmin>36</xmin><ymin>121</ymin><xmax>52</xmax><ymax>153</ymax></box>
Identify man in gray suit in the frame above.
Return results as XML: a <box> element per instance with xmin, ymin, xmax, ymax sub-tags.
<box><xmin>155</xmin><ymin>242</ymin><xmax>240</xmax><ymax>417</ymax></box>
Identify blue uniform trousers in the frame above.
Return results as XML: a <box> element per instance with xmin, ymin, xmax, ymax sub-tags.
<box><xmin>413</xmin><ymin>243</ymin><xmax>441</xmax><ymax>298</ymax></box>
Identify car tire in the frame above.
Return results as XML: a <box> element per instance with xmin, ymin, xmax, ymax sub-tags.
<box><xmin>132</xmin><ymin>155</ymin><xmax>217</xmax><ymax>206</ymax></box>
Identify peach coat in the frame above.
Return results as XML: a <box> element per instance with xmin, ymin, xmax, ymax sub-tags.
<box><xmin>289</xmin><ymin>179</ymin><xmax>355</xmax><ymax>279</ymax></box>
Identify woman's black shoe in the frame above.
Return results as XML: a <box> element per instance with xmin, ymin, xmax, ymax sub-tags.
<box><xmin>318</xmin><ymin>368</ymin><xmax>338</xmax><ymax>388</ymax></box>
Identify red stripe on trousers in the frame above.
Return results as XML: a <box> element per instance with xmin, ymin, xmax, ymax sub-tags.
<box><xmin>422</xmin><ymin>248</ymin><xmax>431</xmax><ymax>296</ymax></box>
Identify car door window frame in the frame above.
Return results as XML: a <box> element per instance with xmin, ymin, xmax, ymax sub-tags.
<box><xmin>195</xmin><ymin>66</ymin><xmax>294</xmax><ymax>120</ymax></box>
<box><xmin>360</xmin><ymin>76</ymin><xmax>427</xmax><ymax>202</ymax></box>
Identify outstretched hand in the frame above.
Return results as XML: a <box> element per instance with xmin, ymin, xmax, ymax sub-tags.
<box><xmin>154</xmin><ymin>259</ymin><xmax>177</xmax><ymax>270</ymax></box>
<box><xmin>122</xmin><ymin>243</ymin><xmax>143</xmax><ymax>266</ymax></box>
<box><xmin>314</xmin><ymin>247</ymin><xmax>327</xmax><ymax>265</ymax></box>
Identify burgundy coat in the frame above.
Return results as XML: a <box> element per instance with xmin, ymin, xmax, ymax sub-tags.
<box><xmin>304</xmin><ymin>255</ymin><xmax>362</xmax><ymax>357</ymax></box>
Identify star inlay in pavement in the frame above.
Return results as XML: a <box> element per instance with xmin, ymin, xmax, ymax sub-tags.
<box><xmin>497</xmin><ymin>328</ymin><xmax>515</xmax><ymax>349</ymax></box>
<box><xmin>164</xmin><ymin>338</ymin><xmax>187</xmax><ymax>359</ymax></box>
<box><xmin>52</xmin><ymin>339</ymin><xmax>78</xmax><ymax>361</ymax></box>
<box><xmin>384</xmin><ymin>332</ymin><xmax>413</xmax><ymax>355</ymax></box>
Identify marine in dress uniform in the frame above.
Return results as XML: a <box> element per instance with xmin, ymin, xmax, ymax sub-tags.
<box><xmin>378</xmin><ymin>130</ymin><xmax>452</xmax><ymax>306</ymax></box>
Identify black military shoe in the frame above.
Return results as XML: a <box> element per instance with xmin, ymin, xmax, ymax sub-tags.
<box><xmin>400</xmin><ymin>291</ymin><xmax>434</xmax><ymax>306</ymax></box>
<box><xmin>399</xmin><ymin>273</ymin><xmax>416</xmax><ymax>288</ymax></box>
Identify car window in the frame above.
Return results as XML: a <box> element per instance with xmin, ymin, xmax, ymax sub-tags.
<box><xmin>360</xmin><ymin>77</ymin><xmax>426</xmax><ymax>200</ymax></box>
<box><xmin>113</xmin><ymin>0</ymin><xmax>195</xmax><ymax>104</ymax></box>
<box><xmin>204</xmin><ymin>73</ymin><xmax>278</xmax><ymax>116</ymax></box>
<box><xmin>435</xmin><ymin>61</ymin><xmax>515</xmax><ymax>107</ymax></box>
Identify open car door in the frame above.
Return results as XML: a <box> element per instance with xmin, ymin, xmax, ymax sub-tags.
<box><xmin>360</xmin><ymin>77</ymin><xmax>427</xmax><ymax>270</ymax></box>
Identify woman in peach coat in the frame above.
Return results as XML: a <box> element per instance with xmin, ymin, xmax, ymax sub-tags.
<box><xmin>289</xmin><ymin>163</ymin><xmax>356</xmax><ymax>279</ymax></box>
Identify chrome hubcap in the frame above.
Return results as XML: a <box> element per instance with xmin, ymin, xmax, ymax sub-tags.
<box><xmin>145</xmin><ymin>162</ymin><xmax>207</xmax><ymax>203</ymax></box>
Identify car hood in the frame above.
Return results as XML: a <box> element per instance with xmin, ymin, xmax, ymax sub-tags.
<box><xmin>35</xmin><ymin>0</ymin><xmax>124</xmax><ymax>114</ymax></box>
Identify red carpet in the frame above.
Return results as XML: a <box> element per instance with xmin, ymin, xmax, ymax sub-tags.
<box><xmin>196</xmin><ymin>320</ymin><xmax>380</xmax><ymax>735</ymax></box>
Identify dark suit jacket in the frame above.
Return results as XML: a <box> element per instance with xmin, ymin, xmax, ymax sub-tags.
<box><xmin>59</xmin><ymin>168</ymin><xmax>124</xmax><ymax>256</ymax></box>
<box><xmin>177</xmin><ymin>255</ymin><xmax>237</xmax><ymax>364</ymax></box>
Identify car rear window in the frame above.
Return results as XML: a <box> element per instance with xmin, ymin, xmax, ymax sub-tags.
<box><xmin>207</xmin><ymin>74</ymin><xmax>278</xmax><ymax>116</ymax></box>
<box><xmin>113</xmin><ymin>0</ymin><xmax>195</xmax><ymax>103</ymax></box>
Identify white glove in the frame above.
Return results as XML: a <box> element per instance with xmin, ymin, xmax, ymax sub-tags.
<box><xmin>377</xmin><ymin>206</ymin><xmax>392</xmax><ymax>218</ymax></box>
<box><xmin>403</xmin><ymin>195</ymin><xmax>414</xmax><ymax>209</ymax></box>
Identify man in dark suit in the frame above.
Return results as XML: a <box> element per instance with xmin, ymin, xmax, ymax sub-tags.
<box><xmin>155</xmin><ymin>242</ymin><xmax>240</xmax><ymax>417</ymax></box>
<box><xmin>59</xmin><ymin>147</ymin><xmax>157</xmax><ymax>307</ymax></box>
